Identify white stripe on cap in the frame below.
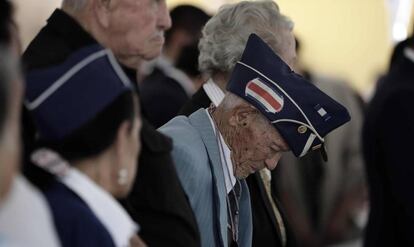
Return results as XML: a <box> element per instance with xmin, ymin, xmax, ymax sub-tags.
<box><xmin>299</xmin><ymin>133</ymin><xmax>316</xmax><ymax>157</ymax></box>
<box><xmin>272</xmin><ymin>119</ymin><xmax>314</xmax><ymax>131</ymax></box>
<box><xmin>246</xmin><ymin>85</ymin><xmax>279</xmax><ymax>114</ymax></box>
<box><xmin>106</xmin><ymin>50</ymin><xmax>133</xmax><ymax>88</ymax></box>
<box><xmin>25</xmin><ymin>49</ymin><xmax>113</xmax><ymax>110</ymax></box>
<box><xmin>245</xmin><ymin>78</ymin><xmax>284</xmax><ymax>113</ymax></box>
<box><xmin>237</xmin><ymin>61</ymin><xmax>324</xmax><ymax>142</ymax></box>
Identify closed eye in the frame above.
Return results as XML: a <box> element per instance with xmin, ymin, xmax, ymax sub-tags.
<box><xmin>271</xmin><ymin>142</ymin><xmax>289</xmax><ymax>152</ymax></box>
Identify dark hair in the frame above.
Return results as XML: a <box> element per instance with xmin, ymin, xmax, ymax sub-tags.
<box><xmin>40</xmin><ymin>91</ymin><xmax>137</xmax><ymax>162</ymax></box>
<box><xmin>294</xmin><ymin>36</ymin><xmax>301</xmax><ymax>53</ymax></box>
<box><xmin>165</xmin><ymin>5</ymin><xmax>210</xmax><ymax>45</ymax></box>
<box><xmin>176</xmin><ymin>42</ymin><xmax>201</xmax><ymax>77</ymax></box>
<box><xmin>0</xmin><ymin>0</ymin><xmax>13</xmax><ymax>133</ymax></box>
<box><xmin>388</xmin><ymin>37</ymin><xmax>414</xmax><ymax>71</ymax></box>
<box><xmin>0</xmin><ymin>50</ymin><xmax>9</xmax><ymax>134</ymax></box>
<box><xmin>0</xmin><ymin>0</ymin><xmax>12</xmax><ymax>45</ymax></box>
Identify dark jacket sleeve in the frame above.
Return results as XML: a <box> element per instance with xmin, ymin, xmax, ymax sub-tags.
<box><xmin>120</xmin><ymin>118</ymin><xmax>201</xmax><ymax>247</ymax></box>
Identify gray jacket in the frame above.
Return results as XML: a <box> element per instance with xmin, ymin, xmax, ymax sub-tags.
<box><xmin>159</xmin><ymin>109</ymin><xmax>253</xmax><ymax>247</ymax></box>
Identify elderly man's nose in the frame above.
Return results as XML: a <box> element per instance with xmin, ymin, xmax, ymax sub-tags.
<box><xmin>265</xmin><ymin>153</ymin><xmax>282</xmax><ymax>170</ymax></box>
<box><xmin>157</xmin><ymin>1</ymin><xmax>172</xmax><ymax>30</ymax></box>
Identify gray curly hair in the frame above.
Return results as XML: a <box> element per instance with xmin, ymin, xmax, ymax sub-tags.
<box><xmin>198</xmin><ymin>0</ymin><xmax>293</xmax><ymax>76</ymax></box>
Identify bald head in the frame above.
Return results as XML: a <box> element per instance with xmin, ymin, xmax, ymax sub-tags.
<box><xmin>61</xmin><ymin>0</ymin><xmax>171</xmax><ymax>68</ymax></box>
<box><xmin>211</xmin><ymin>93</ymin><xmax>289</xmax><ymax>179</ymax></box>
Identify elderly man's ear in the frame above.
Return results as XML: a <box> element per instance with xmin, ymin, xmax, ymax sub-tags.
<box><xmin>228</xmin><ymin>106</ymin><xmax>257</xmax><ymax>128</ymax></box>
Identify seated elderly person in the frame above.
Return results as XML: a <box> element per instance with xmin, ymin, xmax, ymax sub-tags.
<box><xmin>160</xmin><ymin>34</ymin><xmax>350</xmax><ymax>247</ymax></box>
<box><xmin>179</xmin><ymin>1</ymin><xmax>297</xmax><ymax>246</ymax></box>
<box><xmin>24</xmin><ymin>45</ymin><xmax>144</xmax><ymax>247</ymax></box>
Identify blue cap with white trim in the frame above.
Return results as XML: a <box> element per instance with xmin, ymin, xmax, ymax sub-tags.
<box><xmin>25</xmin><ymin>44</ymin><xmax>134</xmax><ymax>141</ymax></box>
<box><xmin>227</xmin><ymin>33</ymin><xmax>350</xmax><ymax>159</ymax></box>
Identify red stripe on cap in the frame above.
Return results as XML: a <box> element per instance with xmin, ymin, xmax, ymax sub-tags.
<box><xmin>247</xmin><ymin>82</ymin><xmax>282</xmax><ymax>111</ymax></box>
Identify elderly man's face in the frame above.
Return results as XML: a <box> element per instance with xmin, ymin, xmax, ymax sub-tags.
<box><xmin>229</xmin><ymin>109</ymin><xmax>289</xmax><ymax>179</ymax></box>
<box><xmin>276</xmin><ymin>28</ymin><xmax>296</xmax><ymax>68</ymax></box>
<box><xmin>104</xmin><ymin>0</ymin><xmax>171</xmax><ymax>68</ymax></box>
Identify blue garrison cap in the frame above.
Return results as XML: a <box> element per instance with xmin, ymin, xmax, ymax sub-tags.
<box><xmin>227</xmin><ymin>34</ymin><xmax>350</xmax><ymax>159</ymax></box>
<box><xmin>25</xmin><ymin>44</ymin><xmax>133</xmax><ymax>141</ymax></box>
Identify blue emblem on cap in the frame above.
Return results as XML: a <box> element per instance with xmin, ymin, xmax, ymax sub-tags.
<box><xmin>227</xmin><ymin>33</ymin><xmax>351</xmax><ymax>158</ymax></box>
<box><xmin>25</xmin><ymin>44</ymin><xmax>133</xmax><ymax>141</ymax></box>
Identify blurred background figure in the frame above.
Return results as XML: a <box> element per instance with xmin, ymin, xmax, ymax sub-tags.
<box><xmin>273</xmin><ymin>36</ymin><xmax>367</xmax><ymax>247</ymax></box>
<box><xmin>374</xmin><ymin>32</ymin><xmax>414</xmax><ymax>94</ymax></box>
<box><xmin>0</xmin><ymin>0</ymin><xmax>60</xmax><ymax>245</ymax></box>
<box><xmin>175</xmin><ymin>42</ymin><xmax>206</xmax><ymax>89</ymax></box>
<box><xmin>140</xmin><ymin>5</ymin><xmax>210</xmax><ymax>128</ymax></box>
<box><xmin>362</xmin><ymin>30</ymin><xmax>414</xmax><ymax>247</ymax></box>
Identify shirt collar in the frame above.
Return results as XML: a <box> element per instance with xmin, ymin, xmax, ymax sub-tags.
<box><xmin>31</xmin><ymin>149</ymin><xmax>138</xmax><ymax>246</ymax></box>
<box><xmin>205</xmin><ymin>109</ymin><xmax>237</xmax><ymax>193</ymax></box>
<box><xmin>203</xmin><ymin>78</ymin><xmax>226</xmax><ymax>107</ymax></box>
<box><xmin>0</xmin><ymin>175</ymin><xmax>61</xmax><ymax>246</ymax></box>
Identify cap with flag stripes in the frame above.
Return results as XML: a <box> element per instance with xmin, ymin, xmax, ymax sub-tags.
<box><xmin>227</xmin><ymin>33</ymin><xmax>350</xmax><ymax>159</ymax></box>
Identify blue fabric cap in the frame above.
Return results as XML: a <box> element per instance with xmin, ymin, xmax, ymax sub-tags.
<box><xmin>25</xmin><ymin>44</ymin><xmax>133</xmax><ymax>141</ymax></box>
<box><xmin>227</xmin><ymin>34</ymin><xmax>351</xmax><ymax>158</ymax></box>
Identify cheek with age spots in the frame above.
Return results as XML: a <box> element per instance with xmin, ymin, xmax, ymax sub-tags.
<box><xmin>230</xmin><ymin>127</ymin><xmax>255</xmax><ymax>161</ymax></box>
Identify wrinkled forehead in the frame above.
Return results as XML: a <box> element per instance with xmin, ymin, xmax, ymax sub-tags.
<box><xmin>251</xmin><ymin>107</ymin><xmax>290</xmax><ymax>150</ymax></box>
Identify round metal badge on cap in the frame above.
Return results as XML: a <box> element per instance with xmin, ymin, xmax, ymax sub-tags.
<box><xmin>297</xmin><ymin>125</ymin><xmax>307</xmax><ymax>134</ymax></box>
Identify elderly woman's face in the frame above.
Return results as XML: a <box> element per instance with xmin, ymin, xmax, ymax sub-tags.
<box><xmin>105</xmin><ymin>0</ymin><xmax>171</xmax><ymax>68</ymax></box>
<box><xmin>277</xmin><ymin>29</ymin><xmax>296</xmax><ymax>68</ymax></box>
<box><xmin>0</xmin><ymin>77</ymin><xmax>22</xmax><ymax>201</ymax></box>
<box><xmin>118</xmin><ymin>95</ymin><xmax>143</xmax><ymax>196</ymax></box>
<box><xmin>230</xmin><ymin>111</ymin><xmax>289</xmax><ymax>179</ymax></box>
<box><xmin>123</xmin><ymin>115</ymin><xmax>142</xmax><ymax>193</ymax></box>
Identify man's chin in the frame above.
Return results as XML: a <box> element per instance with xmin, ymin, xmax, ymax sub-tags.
<box><xmin>234</xmin><ymin>162</ymin><xmax>259</xmax><ymax>179</ymax></box>
<box><xmin>116</xmin><ymin>49</ymin><xmax>162</xmax><ymax>68</ymax></box>
<box><xmin>117</xmin><ymin>56</ymin><xmax>142</xmax><ymax>69</ymax></box>
<box><xmin>234</xmin><ymin>168</ymin><xmax>251</xmax><ymax>179</ymax></box>
<box><xmin>142</xmin><ymin>49</ymin><xmax>163</xmax><ymax>61</ymax></box>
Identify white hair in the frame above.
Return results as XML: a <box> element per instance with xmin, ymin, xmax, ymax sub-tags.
<box><xmin>198</xmin><ymin>0</ymin><xmax>293</xmax><ymax>76</ymax></box>
<box><xmin>219</xmin><ymin>92</ymin><xmax>269</xmax><ymax>127</ymax></box>
<box><xmin>61</xmin><ymin>0</ymin><xmax>88</xmax><ymax>12</ymax></box>
<box><xmin>219</xmin><ymin>92</ymin><xmax>249</xmax><ymax>111</ymax></box>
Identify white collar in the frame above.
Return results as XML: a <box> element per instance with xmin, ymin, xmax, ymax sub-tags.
<box><xmin>31</xmin><ymin>149</ymin><xmax>138</xmax><ymax>247</ymax></box>
<box><xmin>0</xmin><ymin>175</ymin><xmax>61</xmax><ymax>247</ymax></box>
<box><xmin>205</xmin><ymin>109</ymin><xmax>237</xmax><ymax>193</ymax></box>
<box><xmin>155</xmin><ymin>55</ymin><xmax>195</xmax><ymax>96</ymax></box>
<box><xmin>404</xmin><ymin>47</ymin><xmax>414</xmax><ymax>63</ymax></box>
<box><xmin>202</xmin><ymin>78</ymin><xmax>226</xmax><ymax>107</ymax></box>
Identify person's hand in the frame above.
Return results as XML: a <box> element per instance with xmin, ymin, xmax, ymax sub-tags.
<box><xmin>130</xmin><ymin>235</ymin><xmax>147</xmax><ymax>247</ymax></box>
